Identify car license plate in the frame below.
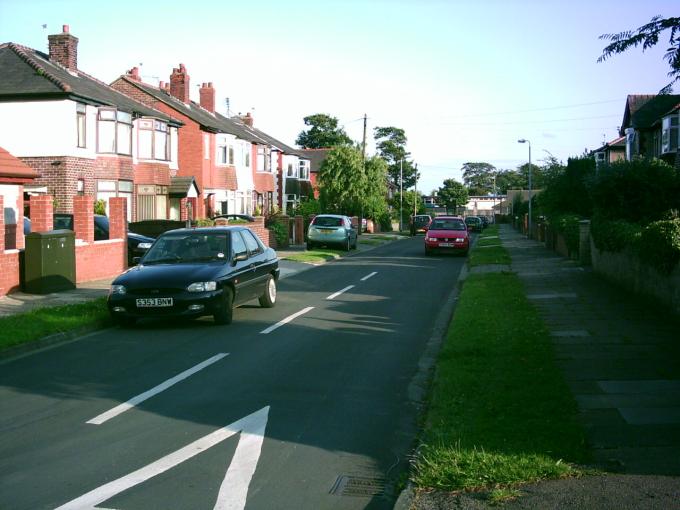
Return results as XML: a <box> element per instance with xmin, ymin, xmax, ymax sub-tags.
<box><xmin>439</xmin><ymin>243</ymin><xmax>454</xmax><ymax>247</ymax></box>
<box><xmin>136</xmin><ymin>297</ymin><xmax>173</xmax><ymax>307</ymax></box>
<box><xmin>319</xmin><ymin>229</ymin><xmax>333</xmax><ymax>233</ymax></box>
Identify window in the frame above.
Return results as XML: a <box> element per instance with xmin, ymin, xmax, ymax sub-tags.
<box><xmin>287</xmin><ymin>163</ymin><xmax>295</xmax><ymax>178</ymax></box>
<box><xmin>76</xmin><ymin>103</ymin><xmax>86</xmax><ymax>148</ymax></box>
<box><xmin>217</xmin><ymin>143</ymin><xmax>228</xmax><ymax>165</ymax></box>
<box><xmin>97</xmin><ymin>108</ymin><xmax>132</xmax><ymax>155</ymax></box>
<box><xmin>242</xmin><ymin>229</ymin><xmax>263</xmax><ymax>255</ymax></box>
<box><xmin>661</xmin><ymin>114</ymin><xmax>679</xmax><ymax>154</ymax></box>
<box><xmin>231</xmin><ymin>231</ymin><xmax>247</xmax><ymax>257</ymax></box>
<box><xmin>228</xmin><ymin>146</ymin><xmax>235</xmax><ymax>165</ymax></box>
<box><xmin>139</xmin><ymin>119</ymin><xmax>169</xmax><ymax>160</ymax></box>
<box><xmin>299</xmin><ymin>160</ymin><xmax>310</xmax><ymax>180</ymax></box>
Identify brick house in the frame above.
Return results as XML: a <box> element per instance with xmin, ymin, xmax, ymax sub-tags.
<box><xmin>112</xmin><ymin>66</ymin><xmax>277</xmax><ymax>218</ymax></box>
<box><xmin>0</xmin><ymin>26</ymin><xmax>183</xmax><ymax>222</ymax></box>
<box><xmin>298</xmin><ymin>148</ymin><xmax>331</xmax><ymax>199</ymax></box>
<box><xmin>230</xmin><ymin>114</ymin><xmax>312</xmax><ymax>215</ymax></box>
<box><xmin>619</xmin><ymin>94</ymin><xmax>680</xmax><ymax>168</ymax></box>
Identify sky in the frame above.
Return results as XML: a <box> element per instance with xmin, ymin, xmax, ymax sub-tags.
<box><xmin>1</xmin><ymin>0</ymin><xmax>677</xmax><ymax>194</ymax></box>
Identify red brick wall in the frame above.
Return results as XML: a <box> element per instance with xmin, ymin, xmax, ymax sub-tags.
<box><xmin>73</xmin><ymin>195</ymin><xmax>94</xmax><ymax>243</ymax></box>
<box><xmin>249</xmin><ymin>216</ymin><xmax>275</xmax><ymax>248</ymax></box>
<box><xmin>30</xmin><ymin>195</ymin><xmax>54</xmax><ymax>232</ymax></box>
<box><xmin>76</xmin><ymin>241</ymin><xmax>125</xmax><ymax>282</ymax></box>
<box><xmin>135</xmin><ymin>162</ymin><xmax>171</xmax><ymax>186</ymax></box>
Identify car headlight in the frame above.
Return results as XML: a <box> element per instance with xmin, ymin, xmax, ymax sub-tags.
<box><xmin>110</xmin><ymin>284</ymin><xmax>126</xmax><ymax>295</ymax></box>
<box><xmin>137</xmin><ymin>242</ymin><xmax>153</xmax><ymax>250</ymax></box>
<box><xmin>187</xmin><ymin>281</ymin><xmax>217</xmax><ymax>292</ymax></box>
<box><xmin>455</xmin><ymin>238</ymin><xmax>465</xmax><ymax>242</ymax></box>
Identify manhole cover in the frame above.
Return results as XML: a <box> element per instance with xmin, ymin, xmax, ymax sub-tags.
<box><xmin>330</xmin><ymin>475</ymin><xmax>386</xmax><ymax>497</ymax></box>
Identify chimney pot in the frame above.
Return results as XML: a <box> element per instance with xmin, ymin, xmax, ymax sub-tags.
<box><xmin>63</xmin><ymin>25</ymin><xmax>69</xmax><ymax>33</ymax></box>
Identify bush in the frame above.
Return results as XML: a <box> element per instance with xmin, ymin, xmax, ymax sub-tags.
<box><xmin>638</xmin><ymin>219</ymin><xmax>680</xmax><ymax>274</ymax></box>
<box><xmin>590</xmin><ymin>158</ymin><xmax>680</xmax><ymax>224</ymax></box>
<box><xmin>193</xmin><ymin>218</ymin><xmax>215</xmax><ymax>227</ymax></box>
<box><xmin>94</xmin><ymin>199</ymin><xmax>107</xmax><ymax>216</ymax></box>
<box><xmin>591</xmin><ymin>215</ymin><xmax>642</xmax><ymax>253</ymax></box>
<box><xmin>552</xmin><ymin>214</ymin><xmax>581</xmax><ymax>254</ymax></box>
<box><xmin>268</xmin><ymin>222</ymin><xmax>288</xmax><ymax>246</ymax></box>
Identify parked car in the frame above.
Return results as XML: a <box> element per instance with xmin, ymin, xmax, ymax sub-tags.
<box><xmin>480</xmin><ymin>216</ymin><xmax>490</xmax><ymax>228</ymax></box>
<box><xmin>307</xmin><ymin>214</ymin><xmax>357</xmax><ymax>251</ymax></box>
<box><xmin>424</xmin><ymin>216</ymin><xmax>470</xmax><ymax>256</ymax></box>
<box><xmin>464</xmin><ymin>216</ymin><xmax>483</xmax><ymax>232</ymax></box>
<box><xmin>107</xmin><ymin>226</ymin><xmax>279</xmax><ymax>327</ymax></box>
<box><xmin>53</xmin><ymin>213</ymin><xmax>154</xmax><ymax>266</ymax></box>
<box><xmin>409</xmin><ymin>214</ymin><xmax>432</xmax><ymax>236</ymax></box>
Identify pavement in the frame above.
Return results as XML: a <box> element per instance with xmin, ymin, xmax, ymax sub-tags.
<box><xmin>408</xmin><ymin>224</ymin><xmax>680</xmax><ymax>509</ymax></box>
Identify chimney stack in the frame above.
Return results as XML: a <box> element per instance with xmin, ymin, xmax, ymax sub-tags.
<box><xmin>241</xmin><ymin>112</ymin><xmax>254</xmax><ymax>127</ymax></box>
<box><xmin>126</xmin><ymin>66</ymin><xmax>141</xmax><ymax>82</ymax></box>
<box><xmin>169</xmin><ymin>63</ymin><xmax>190</xmax><ymax>104</ymax></box>
<box><xmin>199</xmin><ymin>82</ymin><xmax>215</xmax><ymax>113</ymax></box>
<box><xmin>48</xmin><ymin>24</ymin><xmax>79</xmax><ymax>71</ymax></box>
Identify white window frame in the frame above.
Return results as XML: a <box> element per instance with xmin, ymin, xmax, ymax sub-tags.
<box><xmin>661</xmin><ymin>114</ymin><xmax>679</xmax><ymax>154</ymax></box>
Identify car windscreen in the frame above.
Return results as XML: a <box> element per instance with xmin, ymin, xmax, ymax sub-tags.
<box><xmin>312</xmin><ymin>216</ymin><xmax>343</xmax><ymax>227</ymax></box>
<box><xmin>429</xmin><ymin>219</ymin><xmax>466</xmax><ymax>231</ymax></box>
<box><xmin>143</xmin><ymin>233</ymin><xmax>229</xmax><ymax>264</ymax></box>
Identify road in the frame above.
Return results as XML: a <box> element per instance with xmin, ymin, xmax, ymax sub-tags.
<box><xmin>0</xmin><ymin>236</ymin><xmax>466</xmax><ymax>510</ymax></box>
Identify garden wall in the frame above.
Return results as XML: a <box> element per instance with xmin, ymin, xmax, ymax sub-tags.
<box><xmin>590</xmin><ymin>239</ymin><xmax>680</xmax><ymax>317</ymax></box>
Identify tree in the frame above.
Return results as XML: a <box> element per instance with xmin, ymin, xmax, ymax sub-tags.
<box><xmin>495</xmin><ymin>169</ymin><xmax>525</xmax><ymax>194</ymax></box>
<box><xmin>374</xmin><ymin>126</ymin><xmax>418</xmax><ymax>189</ymax></box>
<box><xmin>461</xmin><ymin>162</ymin><xmax>496</xmax><ymax>195</ymax></box>
<box><xmin>296</xmin><ymin>114</ymin><xmax>353</xmax><ymax>148</ymax></box>
<box><xmin>598</xmin><ymin>16</ymin><xmax>680</xmax><ymax>94</ymax></box>
<box><xmin>317</xmin><ymin>146</ymin><xmax>388</xmax><ymax>219</ymax></box>
<box><xmin>437</xmin><ymin>179</ymin><xmax>469</xmax><ymax>214</ymax></box>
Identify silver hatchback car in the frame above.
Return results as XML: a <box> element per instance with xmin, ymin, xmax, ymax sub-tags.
<box><xmin>307</xmin><ymin>214</ymin><xmax>358</xmax><ymax>251</ymax></box>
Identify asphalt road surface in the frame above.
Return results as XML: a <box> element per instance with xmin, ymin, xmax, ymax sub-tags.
<box><xmin>0</xmin><ymin>236</ymin><xmax>466</xmax><ymax>510</ymax></box>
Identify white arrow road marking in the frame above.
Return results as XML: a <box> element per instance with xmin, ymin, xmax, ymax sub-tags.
<box><xmin>260</xmin><ymin>306</ymin><xmax>314</xmax><ymax>334</ymax></box>
<box><xmin>360</xmin><ymin>271</ymin><xmax>377</xmax><ymax>281</ymax></box>
<box><xmin>87</xmin><ymin>353</ymin><xmax>229</xmax><ymax>425</ymax></box>
<box><xmin>55</xmin><ymin>406</ymin><xmax>270</xmax><ymax>510</ymax></box>
<box><xmin>326</xmin><ymin>285</ymin><xmax>354</xmax><ymax>300</ymax></box>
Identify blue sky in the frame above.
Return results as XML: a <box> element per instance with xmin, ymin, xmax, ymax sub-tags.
<box><xmin>1</xmin><ymin>0</ymin><xmax>677</xmax><ymax>193</ymax></box>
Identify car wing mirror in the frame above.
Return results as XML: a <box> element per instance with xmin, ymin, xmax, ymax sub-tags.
<box><xmin>232</xmin><ymin>251</ymin><xmax>248</xmax><ymax>265</ymax></box>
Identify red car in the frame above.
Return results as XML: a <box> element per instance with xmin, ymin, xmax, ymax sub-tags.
<box><xmin>424</xmin><ymin>216</ymin><xmax>470</xmax><ymax>256</ymax></box>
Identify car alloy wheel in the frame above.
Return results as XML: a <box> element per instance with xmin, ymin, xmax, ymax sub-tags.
<box><xmin>259</xmin><ymin>275</ymin><xmax>277</xmax><ymax>308</ymax></box>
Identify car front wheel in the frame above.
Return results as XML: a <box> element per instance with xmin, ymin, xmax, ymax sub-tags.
<box><xmin>259</xmin><ymin>275</ymin><xmax>277</xmax><ymax>308</ymax></box>
<box><xmin>214</xmin><ymin>288</ymin><xmax>234</xmax><ymax>325</ymax></box>
<box><xmin>344</xmin><ymin>236</ymin><xmax>351</xmax><ymax>252</ymax></box>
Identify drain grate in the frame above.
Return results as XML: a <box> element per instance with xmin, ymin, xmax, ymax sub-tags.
<box><xmin>330</xmin><ymin>474</ymin><xmax>386</xmax><ymax>497</ymax></box>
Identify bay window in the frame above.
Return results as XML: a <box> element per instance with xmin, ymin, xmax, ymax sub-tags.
<box><xmin>97</xmin><ymin>108</ymin><xmax>132</xmax><ymax>155</ymax></box>
<box><xmin>138</xmin><ymin>118</ymin><xmax>169</xmax><ymax>160</ymax></box>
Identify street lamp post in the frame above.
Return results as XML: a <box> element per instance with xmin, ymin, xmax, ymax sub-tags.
<box><xmin>517</xmin><ymin>139</ymin><xmax>532</xmax><ymax>238</ymax></box>
<box><xmin>399</xmin><ymin>159</ymin><xmax>403</xmax><ymax>233</ymax></box>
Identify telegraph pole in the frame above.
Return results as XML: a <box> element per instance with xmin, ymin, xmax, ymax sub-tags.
<box><xmin>358</xmin><ymin>113</ymin><xmax>367</xmax><ymax>236</ymax></box>
<box><xmin>413</xmin><ymin>163</ymin><xmax>418</xmax><ymax>218</ymax></box>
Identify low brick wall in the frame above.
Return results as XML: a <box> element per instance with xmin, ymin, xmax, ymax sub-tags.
<box><xmin>591</xmin><ymin>239</ymin><xmax>680</xmax><ymax>317</ymax></box>
<box><xmin>75</xmin><ymin>240</ymin><xmax>126</xmax><ymax>283</ymax></box>
<box><xmin>0</xmin><ymin>251</ymin><xmax>20</xmax><ymax>297</ymax></box>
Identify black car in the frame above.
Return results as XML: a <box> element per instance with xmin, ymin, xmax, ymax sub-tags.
<box><xmin>107</xmin><ymin>226</ymin><xmax>279</xmax><ymax>326</ymax></box>
<box><xmin>54</xmin><ymin>213</ymin><xmax>154</xmax><ymax>266</ymax></box>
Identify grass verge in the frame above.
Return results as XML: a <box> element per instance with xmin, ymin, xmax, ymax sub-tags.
<box><xmin>412</xmin><ymin>271</ymin><xmax>590</xmax><ymax>492</ymax></box>
<box><xmin>0</xmin><ymin>298</ymin><xmax>111</xmax><ymax>352</ymax></box>
<box><xmin>469</xmin><ymin>226</ymin><xmax>510</xmax><ymax>267</ymax></box>
<box><xmin>283</xmin><ymin>249</ymin><xmax>344</xmax><ymax>264</ymax></box>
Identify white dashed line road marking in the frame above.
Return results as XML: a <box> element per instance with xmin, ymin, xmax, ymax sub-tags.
<box><xmin>260</xmin><ymin>307</ymin><xmax>315</xmax><ymax>334</ymax></box>
<box><xmin>326</xmin><ymin>285</ymin><xmax>355</xmax><ymax>300</ymax></box>
<box><xmin>360</xmin><ymin>272</ymin><xmax>377</xmax><ymax>281</ymax></box>
<box><xmin>87</xmin><ymin>353</ymin><xmax>229</xmax><ymax>425</ymax></box>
